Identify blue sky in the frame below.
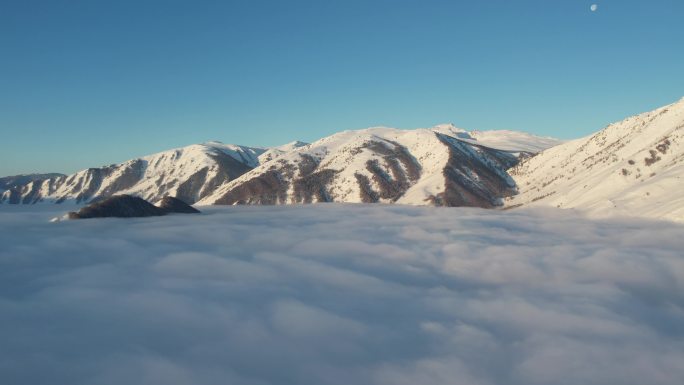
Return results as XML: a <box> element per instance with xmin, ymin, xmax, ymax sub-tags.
<box><xmin>1</xmin><ymin>0</ymin><xmax>683</xmax><ymax>175</ymax></box>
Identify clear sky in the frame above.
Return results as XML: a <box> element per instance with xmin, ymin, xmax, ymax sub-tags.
<box><xmin>1</xmin><ymin>0</ymin><xmax>683</xmax><ymax>176</ymax></box>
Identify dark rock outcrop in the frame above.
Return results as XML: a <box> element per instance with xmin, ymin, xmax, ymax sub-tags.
<box><xmin>68</xmin><ymin>195</ymin><xmax>201</xmax><ymax>219</ymax></box>
<box><xmin>157</xmin><ymin>196</ymin><xmax>201</xmax><ymax>214</ymax></box>
<box><xmin>68</xmin><ymin>195</ymin><xmax>167</xmax><ymax>219</ymax></box>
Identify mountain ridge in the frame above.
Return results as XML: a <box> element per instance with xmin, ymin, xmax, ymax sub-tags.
<box><xmin>0</xmin><ymin>173</ymin><xmax>65</xmax><ymax>193</ymax></box>
<box><xmin>4</xmin><ymin>98</ymin><xmax>683</xmax><ymax>223</ymax></box>
<box><xmin>1</xmin><ymin>125</ymin><xmax>558</xmax><ymax>207</ymax></box>
<box><xmin>199</xmin><ymin>127</ymin><xmax>522</xmax><ymax>207</ymax></box>
<box><xmin>0</xmin><ymin>143</ymin><xmax>264</xmax><ymax>205</ymax></box>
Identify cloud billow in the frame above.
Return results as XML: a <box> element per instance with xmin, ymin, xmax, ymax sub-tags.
<box><xmin>1</xmin><ymin>204</ymin><xmax>683</xmax><ymax>385</ymax></box>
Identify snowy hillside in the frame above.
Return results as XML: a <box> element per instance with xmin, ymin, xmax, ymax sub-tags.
<box><xmin>0</xmin><ymin>142</ymin><xmax>264</xmax><ymax>205</ymax></box>
<box><xmin>198</xmin><ymin>125</ymin><xmax>527</xmax><ymax>207</ymax></box>
<box><xmin>507</xmin><ymin>97</ymin><xmax>684</xmax><ymax>222</ymax></box>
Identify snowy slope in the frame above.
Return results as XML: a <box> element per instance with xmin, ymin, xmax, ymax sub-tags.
<box><xmin>507</xmin><ymin>97</ymin><xmax>684</xmax><ymax>222</ymax></box>
<box><xmin>0</xmin><ymin>143</ymin><xmax>264</xmax><ymax>205</ymax></box>
<box><xmin>198</xmin><ymin>126</ymin><xmax>524</xmax><ymax>207</ymax></box>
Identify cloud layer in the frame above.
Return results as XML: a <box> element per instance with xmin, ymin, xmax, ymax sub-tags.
<box><xmin>1</xmin><ymin>204</ymin><xmax>683</xmax><ymax>385</ymax></box>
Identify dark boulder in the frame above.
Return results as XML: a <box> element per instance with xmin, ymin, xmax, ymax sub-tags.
<box><xmin>68</xmin><ymin>195</ymin><xmax>167</xmax><ymax>219</ymax></box>
<box><xmin>157</xmin><ymin>196</ymin><xmax>201</xmax><ymax>214</ymax></box>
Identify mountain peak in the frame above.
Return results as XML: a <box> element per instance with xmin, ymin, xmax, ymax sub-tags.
<box><xmin>430</xmin><ymin>123</ymin><xmax>473</xmax><ymax>140</ymax></box>
<box><xmin>285</xmin><ymin>140</ymin><xmax>308</xmax><ymax>148</ymax></box>
<box><xmin>431</xmin><ymin>123</ymin><xmax>464</xmax><ymax>131</ymax></box>
<box><xmin>273</xmin><ymin>140</ymin><xmax>309</xmax><ymax>152</ymax></box>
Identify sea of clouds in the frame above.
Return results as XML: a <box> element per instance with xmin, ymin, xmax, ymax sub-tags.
<box><xmin>1</xmin><ymin>204</ymin><xmax>683</xmax><ymax>385</ymax></box>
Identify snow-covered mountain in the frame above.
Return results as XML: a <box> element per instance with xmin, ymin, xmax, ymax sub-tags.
<box><xmin>198</xmin><ymin>125</ymin><xmax>547</xmax><ymax>207</ymax></box>
<box><xmin>0</xmin><ymin>173</ymin><xmax>65</xmax><ymax>193</ymax></box>
<box><xmin>1</xmin><ymin>125</ymin><xmax>559</xmax><ymax>207</ymax></box>
<box><xmin>5</xmin><ymin>100</ymin><xmax>684</xmax><ymax>221</ymax></box>
<box><xmin>0</xmin><ymin>142</ymin><xmax>264</xmax><ymax>204</ymax></box>
<box><xmin>507</xmin><ymin>97</ymin><xmax>684</xmax><ymax>222</ymax></box>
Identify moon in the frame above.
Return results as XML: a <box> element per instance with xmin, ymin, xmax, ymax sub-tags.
<box><xmin>590</xmin><ymin>4</ymin><xmax>598</xmax><ymax>12</ymax></box>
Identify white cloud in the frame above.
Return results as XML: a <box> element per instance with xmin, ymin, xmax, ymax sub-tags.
<box><xmin>0</xmin><ymin>204</ymin><xmax>683</xmax><ymax>384</ymax></box>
